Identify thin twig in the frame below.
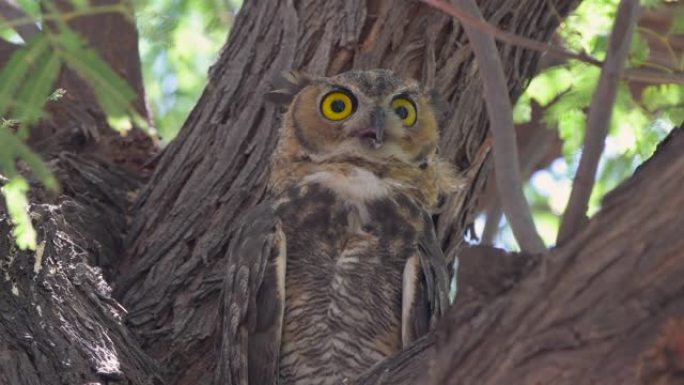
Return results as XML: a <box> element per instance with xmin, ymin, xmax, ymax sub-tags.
<box><xmin>557</xmin><ymin>0</ymin><xmax>640</xmax><ymax>245</ymax></box>
<box><xmin>420</xmin><ymin>0</ymin><xmax>684</xmax><ymax>85</ymax></box>
<box><xmin>0</xmin><ymin>3</ymin><xmax>128</xmax><ymax>31</ymax></box>
<box><xmin>0</xmin><ymin>0</ymin><xmax>40</xmax><ymax>41</ymax></box>
<box><xmin>446</xmin><ymin>0</ymin><xmax>546</xmax><ymax>254</ymax></box>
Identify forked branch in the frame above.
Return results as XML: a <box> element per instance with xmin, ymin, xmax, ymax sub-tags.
<box><xmin>557</xmin><ymin>0</ymin><xmax>640</xmax><ymax>244</ymax></box>
<box><xmin>420</xmin><ymin>0</ymin><xmax>683</xmax><ymax>85</ymax></box>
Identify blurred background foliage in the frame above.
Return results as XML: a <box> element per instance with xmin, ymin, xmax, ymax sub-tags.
<box><xmin>134</xmin><ymin>0</ymin><xmax>241</xmax><ymax>144</ymax></box>
<box><xmin>489</xmin><ymin>0</ymin><xmax>684</xmax><ymax>249</ymax></box>
<box><xmin>0</xmin><ymin>0</ymin><xmax>682</xmax><ymax>251</ymax></box>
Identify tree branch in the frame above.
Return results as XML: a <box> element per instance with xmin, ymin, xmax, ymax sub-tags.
<box><xmin>557</xmin><ymin>0</ymin><xmax>639</xmax><ymax>245</ymax></box>
<box><xmin>482</xmin><ymin>123</ymin><xmax>557</xmax><ymax>244</ymax></box>
<box><xmin>0</xmin><ymin>0</ymin><xmax>40</xmax><ymax>41</ymax></box>
<box><xmin>427</xmin><ymin>0</ymin><xmax>546</xmax><ymax>254</ymax></box>
<box><xmin>481</xmin><ymin>202</ymin><xmax>502</xmax><ymax>244</ymax></box>
<box><xmin>420</xmin><ymin>0</ymin><xmax>684</xmax><ymax>85</ymax></box>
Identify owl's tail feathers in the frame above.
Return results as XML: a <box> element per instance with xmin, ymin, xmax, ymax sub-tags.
<box><xmin>264</xmin><ymin>70</ymin><xmax>315</xmax><ymax>105</ymax></box>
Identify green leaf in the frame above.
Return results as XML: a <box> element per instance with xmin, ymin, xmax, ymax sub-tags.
<box><xmin>0</xmin><ymin>123</ymin><xmax>58</xmax><ymax>191</ymax></box>
<box><xmin>512</xmin><ymin>94</ymin><xmax>532</xmax><ymax>124</ymax></box>
<box><xmin>526</xmin><ymin>67</ymin><xmax>574</xmax><ymax>107</ymax></box>
<box><xmin>0</xmin><ymin>35</ymin><xmax>50</xmax><ymax>120</ymax></box>
<box><xmin>14</xmin><ymin>52</ymin><xmax>61</xmax><ymax>135</ymax></box>
<box><xmin>557</xmin><ymin>109</ymin><xmax>586</xmax><ymax>161</ymax></box>
<box><xmin>14</xmin><ymin>0</ymin><xmax>41</xmax><ymax>18</ymax></box>
<box><xmin>642</xmin><ymin>84</ymin><xmax>684</xmax><ymax>112</ymax></box>
<box><xmin>629</xmin><ymin>30</ymin><xmax>649</xmax><ymax>67</ymax></box>
<box><xmin>670</xmin><ymin>8</ymin><xmax>684</xmax><ymax>34</ymax></box>
<box><xmin>1</xmin><ymin>177</ymin><xmax>37</xmax><ymax>250</ymax></box>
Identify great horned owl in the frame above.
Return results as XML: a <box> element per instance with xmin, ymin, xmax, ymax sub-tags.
<box><xmin>216</xmin><ymin>69</ymin><xmax>459</xmax><ymax>385</ymax></box>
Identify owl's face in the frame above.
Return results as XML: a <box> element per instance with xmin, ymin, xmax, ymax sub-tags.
<box><xmin>268</xmin><ymin>69</ymin><xmax>458</xmax><ymax>207</ymax></box>
<box><xmin>271</xmin><ymin>70</ymin><xmax>444</xmax><ymax>164</ymax></box>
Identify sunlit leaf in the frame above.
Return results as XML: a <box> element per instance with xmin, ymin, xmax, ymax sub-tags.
<box><xmin>512</xmin><ymin>94</ymin><xmax>531</xmax><ymax>124</ymax></box>
<box><xmin>14</xmin><ymin>0</ymin><xmax>41</xmax><ymax>18</ymax></box>
<box><xmin>526</xmin><ymin>67</ymin><xmax>574</xmax><ymax>107</ymax></box>
<box><xmin>47</xmin><ymin>88</ymin><xmax>67</xmax><ymax>101</ymax></box>
<box><xmin>642</xmin><ymin>84</ymin><xmax>684</xmax><ymax>112</ymax></box>
<box><xmin>1</xmin><ymin>177</ymin><xmax>37</xmax><ymax>250</ymax></box>
<box><xmin>557</xmin><ymin>109</ymin><xmax>586</xmax><ymax>161</ymax></box>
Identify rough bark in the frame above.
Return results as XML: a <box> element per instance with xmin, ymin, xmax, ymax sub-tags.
<box><xmin>0</xmin><ymin>154</ymin><xmax>164</xmax><ymax>384</ymax></box>
<box><xmin>0</xmin><ymin>2</ymin><xmax>161</xmax><ymax>383</ymax></box>
<box><xmin>118</xmin><ymin>0</ymin><xmax>580</xmax><ymax>384</ymax></box>
<box><xmin>353</xmin><ymin>126</ymin><xmax>684</xmax><ymax>385</ymax></box>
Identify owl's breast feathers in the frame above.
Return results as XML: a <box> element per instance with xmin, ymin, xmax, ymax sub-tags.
<box><xmin>272</xmin><ymin>164</ymin><xmax>448</xmax><ymax>385</ymax></box>
<box><xmin>217</xmin><ymin>163</ymin><xmax>449</xmax><ymax>385</ymax></box>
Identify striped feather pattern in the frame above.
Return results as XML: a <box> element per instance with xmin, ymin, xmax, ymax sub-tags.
<box><xmin>275</xmin><ymin>182</ymin><xmax>438</xmax><ymax>385</ymax></box>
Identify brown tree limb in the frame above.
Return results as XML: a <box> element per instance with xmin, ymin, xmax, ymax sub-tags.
<box><xmin>0</xmin><ymin>0</ymin><xmax>40</xmax><ymax>41</ymax></box>
<box><xmin>440</xmin><ymin>0</ymin><xmax>547</xmax><ymax>254</ymax></box>
<box><xmin>420</xmin><ymin>0</ymin><xmax>684</xmax><ymax>85</ymax></box>
<box><xmin>557</xmin><ymin>0</ymin><xmax>639</xmax><ymax>245</ymax></box>
<box><xmin>354</xmin><ymin>125</ymin><xmax>684</xmax><ymax>385</ymax></box>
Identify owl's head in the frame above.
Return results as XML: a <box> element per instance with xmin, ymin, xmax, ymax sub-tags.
<box><xmin>267</xmin><ymin>69</ymin><xmax>460</xmax><ymax>208</ymax></box>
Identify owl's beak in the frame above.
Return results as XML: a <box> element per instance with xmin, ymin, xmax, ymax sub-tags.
<box><xmin>370</xmin><ymin>107</ymin><xmax>385</xmax><ymax>148</ymax></box>
<box><xmin>350</xmin><ymin>108</ymin><xmax>385</xmax><ymax>149</ymax></box>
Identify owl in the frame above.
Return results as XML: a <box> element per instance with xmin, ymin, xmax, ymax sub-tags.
<box><xmin>215</xmin><ymin>69</ymin><xmax>459</xmax><ymax>385</ymax></box>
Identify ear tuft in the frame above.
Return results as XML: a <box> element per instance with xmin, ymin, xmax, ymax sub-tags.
<box><xmin>264</xmin><ymin>71</ymin><xmax>314</xmax><ymax>105</ymax></box>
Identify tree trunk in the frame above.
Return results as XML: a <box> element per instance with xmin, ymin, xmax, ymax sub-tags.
<box><xmin>430</xmin><ymin>126</ymin><xmax>684</xmax><ymax>385</ymax></box>
<box><xmin>117</xmin><ymin>0</ymin><xmax>579</xmax><ymax>384</ymax></box>
<box><xmin>4</xmin><ymin>1</ymin><xmax>682</xmax><ymax>385</ymax></box>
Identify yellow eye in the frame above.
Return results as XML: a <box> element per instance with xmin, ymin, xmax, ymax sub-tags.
<box><xmin>391</xmin><ymin>97</ymin><xmax>417</xmax><ymax>127</ymax></box>
<box><xmin>321</xmin><ymin>91</ymin><xmax>355</xmax><ymax>121</ymax></box>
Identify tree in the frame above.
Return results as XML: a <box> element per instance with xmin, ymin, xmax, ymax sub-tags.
<box><xmin>1</xmin><ymin>0</ymin><xmax>682</xmax><ymax>384</ymax></box>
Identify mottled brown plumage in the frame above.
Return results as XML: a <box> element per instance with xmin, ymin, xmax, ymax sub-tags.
<box><xmin>217</xmin><ymin>69</ymin><xmax>459</xmax><ymax>385</ymax></box>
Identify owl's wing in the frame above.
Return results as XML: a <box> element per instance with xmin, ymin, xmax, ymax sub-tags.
<box><xmin>401</xmin><ymin>220</ymin><xmax>450</xmax><ymax>346</ymax></box>
<box><xmin>214</xmin><ymin>203</ymin><xmax>286</xmax><ymax>385</ymax></box>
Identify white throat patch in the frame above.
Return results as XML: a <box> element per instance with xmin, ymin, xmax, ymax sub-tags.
<box><xmin>303</xmin><ymin>167</ymin><xmax>391</xmax><ymax>202</ymax></box>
